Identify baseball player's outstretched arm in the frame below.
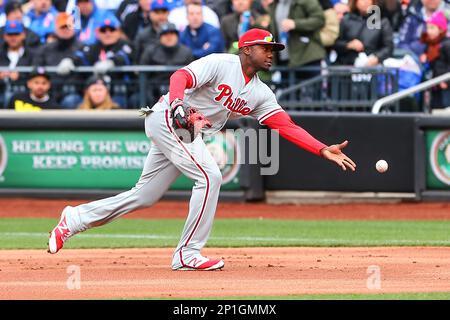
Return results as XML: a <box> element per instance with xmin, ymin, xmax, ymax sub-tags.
<box><xmin>262</xmin><ymin>111</ymin><xmax>356</xmax><ymax>171</ymax></box>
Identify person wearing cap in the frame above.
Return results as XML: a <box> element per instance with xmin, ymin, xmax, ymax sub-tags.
<box><xmin>140</xmin><ymin>22</ymin><xmax>193</xmax><ymax>103</ymax></box>
<box><xmin>420</xmin><ymin>10</ymin><xmax>450</xmax><ymax>108</ymax></box>
<box><xmin>420</xmin><ymin>10</ymin><xmax>448</xmax><ymax>65</ymax></box>
<box><xmin>121</xmin><ymin>0</ymin><xmax>153</xmax><ymax>41</ymax></box>
<box><xmin>0</xmin><ymin>1</ymin><xmax>41</xmax><ymax>49</ymax></box>
<box><xmin>33</xmin><ymin>12</ymin><xmax>86</xmax><ymax>109</ymax></box>
<box><xmin>133</xmin><ymin>0</ymin><xmax>170</xmax><ymax>61</ymax></box>
<box><xmin>77</xmin><ymin>0</ymin><xmax>109</xmax><ymax>45</ymax></box>
<box><xmin>76</xmin><ymin>14</ymin><xmax>134</xmax><ymax>107</ymax></box>
<box><xmin>25</xmin><ymin>0</ymin><xmax>59</xmax><ymax>44</ymax></box>
<box><xmin>77</xmin><ymin>14</ymin><xmax>134</xmax><ymax>72</ymax></box>
<box><xmin>78</xmin><ymin>75</ymin><xmax>119</xmax><ymax>110</ymax></box>
<box><xmin>398</xmin><ymin>0</ymin><xmax>450</xmax><ymax>58</ymax></box>
<box><xmin>179</xmin><ymin>1</ymin><xmax>225</xmax><ymax>59</ymax></box>
<box><xmin>0</xmin><ymin>20</ymin><xmax>35</xmax><ymax>108</ymax></box>
<box><xmin>8</xmin><ymin>67</ymin><xmax>58</xmax><ymax>111</ymax></box>
<box><xmin>47</xmin><ymin>28</ymin><xmax>356</xmax><ymax>271</ymax></box>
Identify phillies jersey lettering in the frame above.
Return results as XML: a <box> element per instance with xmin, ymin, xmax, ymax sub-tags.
<box><xmin>157</xmin><ymin>53</ymin><xmax>283</xmax><ymax>134</ymax></box>
<box><xmin>214</xmin><ymin>84</ymin><xmax>251</xmax><ymax>115</ymax></box>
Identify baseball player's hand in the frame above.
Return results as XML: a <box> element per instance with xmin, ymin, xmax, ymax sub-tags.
<box><xmin>170</xmin><ymin>99</ymin><xmax>211</xmax><ymax>143</ymax></box>
<box><xmin>170</xmin><ymin>98</ymin><xmax>184</xmax><ymax>113</ymax></box>
<box><xmin>320</xmin><ymin>140</ymin><xmax>356</xmax><ymax>171</ymax></box>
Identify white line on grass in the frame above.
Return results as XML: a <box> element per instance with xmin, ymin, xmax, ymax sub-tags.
<box><xmin>1</xmin><ymin>232</ymin><xmax>450</xmax><ymax>245</ymax></box>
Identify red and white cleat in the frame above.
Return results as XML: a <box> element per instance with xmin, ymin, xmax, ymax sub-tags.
<box><xmin>47</xmin><ymin>206</ymin><xmax>74</xmax><ymax>254</ymax></box>
<box><xmin>173</xmin><ymin>255</ymin><xmax>224</xmax><ymax>271</ymax></box>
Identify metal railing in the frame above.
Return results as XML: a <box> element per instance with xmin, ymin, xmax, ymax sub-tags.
<box><xmin>276</xmin><ymin>66</ymin><xmax>400</xmax><ymax>112</ymax></box>
<box><xmin>371</xmin><ymin>72</ymin><xmax>450</xmax><ymax>114</ymax></box>
<box><xmin>0</xmin><ymin>65</ymin><xmax>401</xmax><ymax>111</ymax></box>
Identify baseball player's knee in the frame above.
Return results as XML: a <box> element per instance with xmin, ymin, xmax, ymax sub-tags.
<box><xmin>206</xmin><ymin>167</ymin><xmax>222</xmax><ymax>188</ymax></box>
<box><xmin>133</xmin><ymin>190</ymin><xmax>159</xmax><ymax>207</ymax></box>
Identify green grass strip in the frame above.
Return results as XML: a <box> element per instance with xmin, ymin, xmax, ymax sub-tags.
<box><xmin>122</xmin><ymin>292</ymin><xmax>450</xmax><ymax>300</ymax></box>
<box><xmin>1</xmin><ymin>218</ymin><xmax>450</xmax><ymax>249</ymax></box>
<box><xmin>196</xmin><ymin>292</ymin><xmax>450</xmax><ymax>300</ymax></box>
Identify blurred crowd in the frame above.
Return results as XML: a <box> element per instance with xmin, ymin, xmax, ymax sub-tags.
<box><xmin>0</xmin><ymin>0</ymin><xmax>448</xmax><ymax>111</ymax></box>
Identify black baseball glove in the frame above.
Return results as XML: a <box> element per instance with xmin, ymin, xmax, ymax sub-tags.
<box><xmin>170</xmin><ymin>99</ymin><xmax>212</xmax><ymax>143</ymax></box>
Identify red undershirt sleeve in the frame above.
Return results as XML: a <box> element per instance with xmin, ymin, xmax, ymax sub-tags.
<box><xmin>262</xmin><ymin>111</ymin><xmax>328</xmax><ymax>156</ymax></box>
<box><xmin>169</xmin><ymin>69</ymin><xmax>194</xmax><ymax>104</ymax></box>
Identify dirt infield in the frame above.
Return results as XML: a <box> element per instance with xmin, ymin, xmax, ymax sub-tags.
<box><xmin>1</xmin><ymin>247</ymin><xmax>450</xmax><ymax>299</ymax></box>
<box><xmin>1</xmin><ymin>198</ymin><xmax>450</xmax><ymax>220</ymax></box>
<box><xmin>2</xmin><ymin>199</ymin><xmax>450</xmax><ymax>299</ymax></box>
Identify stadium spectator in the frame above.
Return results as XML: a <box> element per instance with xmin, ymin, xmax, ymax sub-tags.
<box><xmin>378</xmin><ymin>0</ymin><xmax>404</xmax><ymax>32</ymax></box>
<box><xmin>25</xmin><ymin>0</ymin><xmax>58</xmax><ymax>43</ymax></box>
<box><xmin>121</xmin><ymin>0</ymin><xmax>152</xmax><ymax>41</ymax></box>
<box><xmin>334</xmin><ymin>0</ymin><xmax>349</xmax><ymax>21</ymax></box>
<box><xmin>75</xmin><ymin>15</ymin><xmax>134</xmax><ymax>108</ymax></box>
<box><xmin>0</xmin><ymin>20</ymin><xmax>35</xmax><ymax>108</ymax></box>
<box><xmin>140</xmin><ymin>22</ymin><xmax>193</xmax><ymax>104</ymax></box>
<box><xmin>333</xmin><ymin>0</ymin><xmax>393</xmax><ymax>66</ymax></box>
<box><xmin>33</xmin><ymin>12</ymin><xmax>85</xmax><ymax>109</ymax></box>
<box><xmin>8</xmin><ymin>67</ymin><xmax>58</xmax><ymax>111</ymax></box>
<box><xmin>168</xmin><ymin>0</ymin><xmax>220</xmax><ymax>32</ymax></box>
<box><xmin>77</xmin><ymin>0</ymin><xmax>108</xmax><ymax>45</ymax></box>
<box><xmin>318</xmin><ymin>0</ymin><xmax>339</xmax><ymax>48</ymax></box>
<box><xmin>133</xmin><ymin>0</ymin><xmax>170</xmax><ymax>61</ymax></box>
<box><xmin>179</xmin><ymin>2</ymin><xmax>224</xmax><ymax>59</ymax></box>
<box><xmin>398</xmin><ymin>0</ymin><xmax>450</xmax><ymax>58</ymax></box>
<box><xmin>266</xmin><ymin>0</ymin><xmax>326</xmax><ymax>81</ymax></box>
<box><xmin>140</xmin><ymin>21</ymin><xmax>193</xmax><ymax>66</ymax></box>
<box><xmin>221</xmin><ymin>0</ymin><xmax>261</xmax><ymax>53</ymax></box>
<box><xmin>78</xmin><ymin>75</ymin><xmax>119</xmax><ymax>110</ymax></box>
<box><xmin>0</xmin><ymin>1</ymin><xmax>40</xmax><ymax>48</ymax></box>
<box><xmin>420</xmin><ymin>10</ymin><xmax>449</xmax><ymax>108</ymax></box>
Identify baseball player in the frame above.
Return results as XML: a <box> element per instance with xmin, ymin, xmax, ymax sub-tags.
<box><xmin>48</xmin><ymin>28</ymin><xmax>356</xmax><ymax>271</ymax></box>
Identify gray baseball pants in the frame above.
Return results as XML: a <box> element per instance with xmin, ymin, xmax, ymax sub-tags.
<box><xmin>65</xmin><ymin>107</ymin><xmax>222</xmax><ymax>269</ymax></box>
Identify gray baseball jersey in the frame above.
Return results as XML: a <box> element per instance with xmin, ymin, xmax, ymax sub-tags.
<box><xmin>154</xmin><ymin>53</ymin><xmax>284</xmax><ymax>134</ymax></box>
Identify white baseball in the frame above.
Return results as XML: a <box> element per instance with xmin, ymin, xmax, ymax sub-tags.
<box><xmin>376</xmin><ymin>160</ymin><xmax>388</xmax><ymax>173</ymax></box>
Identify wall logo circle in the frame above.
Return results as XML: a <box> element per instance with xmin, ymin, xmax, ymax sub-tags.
<box><xmin>205</xmin><ymin>131</ymin><xmax>240</xmax><ymax>184</ymax></box>
<box><xmin>429</xmin><ymin>130</ymin><xmax>450</xmax><ymax>186</ymax></box>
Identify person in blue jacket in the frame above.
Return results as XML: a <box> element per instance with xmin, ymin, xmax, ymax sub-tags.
<box><xmin>74</xmin><ymin>14</ymin><xmax>134</xmax><ymax>108</ymax></box>
<box><xmin>25</xmin><ymin>0</ymin><xmax>58</xmax><ymax>43</ymax></box>
<box><xmin>76</xmin><ymin>0</ymin><xmax>108</xmax><ymax>45</ymax></box>
<box><xmin>179</xmin><ymin>1</ymin><xmax>224</xmax><ymax>59</ymax></box>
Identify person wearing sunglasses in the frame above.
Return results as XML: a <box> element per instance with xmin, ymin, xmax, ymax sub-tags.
<box><xmin>76</xmin><ymin>0</ymin><xmax>109</xmax><ymax>45</ymax></box>
<box><xmin>0</xmin><ymin>1</ymin><xmax>41</xmax><ymax>49</ymax></box>
<box><xmin>74</xmin><ymin>14</ymin><xmax>134</xmax><ymax>108</ymax></box>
